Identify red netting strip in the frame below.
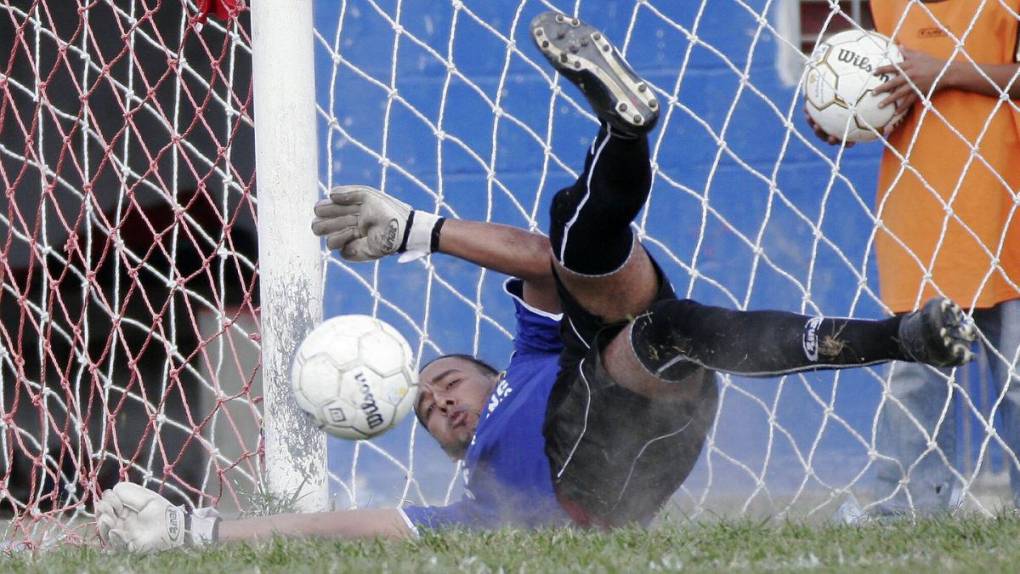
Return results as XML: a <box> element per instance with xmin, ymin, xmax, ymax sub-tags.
<box><xmin>0</xmin><ymin>1</ymin><xmax>260</xmax><ymax>548</ymax></box>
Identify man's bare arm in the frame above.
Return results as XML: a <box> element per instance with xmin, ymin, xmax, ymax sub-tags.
<box><xmin>437</xmin><ymin>219</ymin><xmax>560</xmax><ymax>314</ymax></box>
<box><xmin>96</xmin><ymin>482</ymin><xmax>417</xmax><ymax>552</ymax></box>
<box><xmin>944</xmin><ymin>61</ymin><xmax>1020</xmax><ymax>99</ymax></box>
<box><xmin>875</xmin><ymin>48</ymin><xmax>1020</xmax><ymax>112</ymax></box>
<box><xmin>219</xmin><ymin>508</ymin><xmax>415</xmax><ymax>542</ymax></box>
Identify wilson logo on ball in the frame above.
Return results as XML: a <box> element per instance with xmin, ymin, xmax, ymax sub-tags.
<box><xmin>835</xmin><ymin>48</ymin><xmax>873</xmax><ymax>73</ymax></box>
<box><xmin>356</xmin><ymin>372</ymin><xmax>386</xmax><ymax>430</ymax></box>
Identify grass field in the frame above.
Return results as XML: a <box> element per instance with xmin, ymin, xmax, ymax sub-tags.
<box><xmin>3</xmin><ymin>514</ymin><xmax>1020</xmax><ymax>573</ymax></box>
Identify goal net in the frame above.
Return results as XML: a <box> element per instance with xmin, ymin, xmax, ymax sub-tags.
<box><xmin>0</xmin><ymin>0</ymin><xmax>260</xmax><ymax>546</ymax></box>
<box><xmin>315</xmin><ymin>0</ymin><xmax>1019</xmax><ymax>522</ymax></box>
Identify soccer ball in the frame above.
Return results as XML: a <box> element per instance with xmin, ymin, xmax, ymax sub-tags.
<box><xmin>803</xmin><ymin>30</ymin><xmax>907</xmax><ymax>142</ymax></box>
<box><xmin>291</xmin><ymin>315</ymin><xmax>417</xmax><ymax>440</ymax></box>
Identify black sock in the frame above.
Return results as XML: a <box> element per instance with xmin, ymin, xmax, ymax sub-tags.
<box><xmin>630</xmin><ymin>298</ymin><xmax>907</xmax><ymax>380</ymax></box>
<box><xmin>549</xmin><ymin>124</ymin><xmax>651</xmax><ymax>275</ymax></box>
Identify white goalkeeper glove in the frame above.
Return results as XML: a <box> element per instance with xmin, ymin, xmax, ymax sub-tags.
<box><xmin>95</xmin><ymin>482</ymin><xmax>219</xmax><ymax>552</ymax></box>
<box><xmin>311</xmin><ymin>185</ymin><xmax>444</xmax><ymax>263</ymax></box>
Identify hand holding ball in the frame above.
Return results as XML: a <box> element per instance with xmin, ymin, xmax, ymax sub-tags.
<box><xmin>804</xmin><ymin>30</ymin><xmax>909</xmax><ymax>143</ymax></box>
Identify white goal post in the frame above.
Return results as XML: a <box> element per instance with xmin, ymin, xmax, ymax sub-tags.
<box><xmin>250</xmin><ymin>0</ymin><xmax>328</xmax><ymax>514</ymax></box>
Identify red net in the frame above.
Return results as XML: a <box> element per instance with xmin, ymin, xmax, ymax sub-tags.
<box><xmin>0</xmin><ymin>1</ymin><xmax>259</xmax><ymax>546</ymax></box>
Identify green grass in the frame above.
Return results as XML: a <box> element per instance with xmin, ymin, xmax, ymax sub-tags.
<box><xmin>5</xmin><ymin>514</ymin><xmax>1020</xmax><ymax>573</ymax></box>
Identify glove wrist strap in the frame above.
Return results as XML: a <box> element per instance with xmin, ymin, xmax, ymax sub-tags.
<box><xmin>188</xmin><ymin>507</ymin><xmax>221</xmax><ymax>546</ymax></box>
<box><xmin>398</xmin><ymin>211</ymin><xmax>443</xmax><ymax>262</ymax></box>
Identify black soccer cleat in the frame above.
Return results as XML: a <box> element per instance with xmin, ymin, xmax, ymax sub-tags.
<box><xmin>898</xmin><ymin>297</ymin><xmax>977</xmax><ymax>368</ymax></box>
<box><xmin>530</xmin><ymin>11</ymin><xmax>659</xmax><ymax>136</ymax></box>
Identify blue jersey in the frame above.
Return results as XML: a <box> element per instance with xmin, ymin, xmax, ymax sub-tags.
<box><xmin>402</xmin><ymin>279</ymin><xmax>570</xmax><ymax>531</ymax></box>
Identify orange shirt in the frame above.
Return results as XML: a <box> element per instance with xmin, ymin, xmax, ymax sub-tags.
<box><xmin>872</xmin><ymin>0</ymin><xmax>1020</xmax><ymax>312</ymax></box>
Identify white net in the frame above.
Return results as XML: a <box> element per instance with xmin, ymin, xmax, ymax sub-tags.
<box><xmin>0</xmin><ymin>0</ymin><xmax>260</xmax><ymax>545</ymax></box>
<box><xmin>316</xmin><ymin>0</ymin><xmax>1020</xmax><ymax>521</ymax></box>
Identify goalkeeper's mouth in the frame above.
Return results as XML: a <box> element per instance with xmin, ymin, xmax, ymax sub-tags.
<box><xmin>450</xmin><ymin>409</ymin><xmax>470</xmax><ymax>429</ymax></box>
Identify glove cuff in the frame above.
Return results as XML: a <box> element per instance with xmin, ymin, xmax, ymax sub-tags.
<box><xmin>398</xmin><ymin>210</ymin><xmax>444</xmax><ymax>263</ymax></box>
<box><xmin>188</xmin><ymin>507</ymin><xmax>221</xmax><ymax>546</ymax></box>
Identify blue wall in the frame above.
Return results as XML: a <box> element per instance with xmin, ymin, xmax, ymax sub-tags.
<box><xmin>311</xmin><ymin>0</ymin><xmax>991</xmax><ymax>511</ymax></box>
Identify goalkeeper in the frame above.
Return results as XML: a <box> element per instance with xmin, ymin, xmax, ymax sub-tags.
<box><xmin>94</xmin><ymin>12</ymin><xmax>976</xmax><ymax>550</ymax></box>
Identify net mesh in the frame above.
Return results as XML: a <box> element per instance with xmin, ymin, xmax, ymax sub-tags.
<box><xmin>316</xmin><ymin>0</ymin><xmax>1019</xmax><ymax>521</ymax></box>
<box><xmin>0</xmin><ymin>0</ymin><xmax>259</xmax><ymax>546</ymax></box>
<box><xmin>1</xmin><ymin>0</ymin><xmax>1017</xmax><ymax>547</ymax></box>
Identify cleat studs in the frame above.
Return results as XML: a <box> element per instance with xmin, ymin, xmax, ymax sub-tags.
<box><xmin>569</xmin><ymin>44</ymin><xmax>579</xmax><ymax>54</ymax></box>
<box><xmin>603</xmin><ymin>45</ymin><xmax>611</xmax><ymax>52</ymax></box>
<box><xmin>633</xmin><ymin>114</ymin><xmax>642</xmax><ymax>123</ymax></box>
<box><xmin>593</xmin><ymin>33</ymin><xmax>602</xmax><ymax>41</ymax></box>
<box><xmin>560</xmin><ymin>53</ymin><xmax>569</xmax><ymax>63</ymax></box>
<box><xmin>618</xmin><ymin>102</ymin><xmax>629</xmax><ymax>112</ymax></box>
<box><xmin>581</xmin><ymin>38</ymin><xmax>589</xmax><ymax>47</ymax></box>
<box><xmin>649</xmin><ymin>100</ymin><xmax>658</xmax><ymax>109</ymax></box>
<box><xmin>557</xmin><ymin>31</ymin><xmax>567</xmax><ymax>40</ymax></box>
<box><xmin>638</xmin><ymin>83</ymin><xmax>647</xmax><ymax>93</ymax></box>
<box><xmin>555</xmin><ymin>14</ymin><xmax>564</xmax><ymax>23</ymax></box>
<box><xmin>571</xmin><ymin>18</ymin><xmax>580</xmax><ymax>27</ymax></box>
<box><xmin>573</xmin><ymin>60</ymin><xmax>581</xmax><ymax>69</ymax></box>
<box><xmin>541</xmin><ymin>40</ymin><xmax>550</xmax><ymax>48</ymax></box>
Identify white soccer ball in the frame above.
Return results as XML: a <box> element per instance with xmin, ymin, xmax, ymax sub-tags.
<box><xmin>803</xmin><ymin>30</ymin><xmax>907</xmax><ymax>142</ymax></box>
<box><xmin>291</xmin><ymin>315</ymin><xmax>417</xmax><ymax>440</ymax></box>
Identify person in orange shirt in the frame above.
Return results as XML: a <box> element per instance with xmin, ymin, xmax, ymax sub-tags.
<box><xmin>809</xmin><ymin>0</ymin><xmax>1020</xmax><ymax>516</ymax></box>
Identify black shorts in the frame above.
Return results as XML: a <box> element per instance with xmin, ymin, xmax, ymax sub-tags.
<box><xmin>543</xmin><ymin>253</ymin><xmax>719</xmax><ymax>527</ymax></box>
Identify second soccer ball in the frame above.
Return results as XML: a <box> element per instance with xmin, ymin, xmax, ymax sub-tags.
<box><xmin>803</xmin><ymin>30</ymin><xmax>908</xmax><ymax>143</ymax></box>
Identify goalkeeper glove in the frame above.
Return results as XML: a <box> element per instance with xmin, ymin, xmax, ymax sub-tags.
<box><xmin>311</xmin><ymin>185</ymin><xmax>444</xmax><ymax>263</ymax></box>
<box><xmin>95</xmin><ymin>482</ymin><xmax>219</xmax><ymax>552</ymax></box>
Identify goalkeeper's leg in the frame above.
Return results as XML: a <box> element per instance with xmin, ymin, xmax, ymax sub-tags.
<box><xmin>603</xmin><ymin>295</ymin><xmax>977</xmax><ymax>401</ymax></box>
<box><xmin>534</xmin><ymin>11</ymin><xmax>662</xmax><ymax>324</ymax></box>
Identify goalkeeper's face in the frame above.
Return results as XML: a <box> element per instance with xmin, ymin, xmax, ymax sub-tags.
<box><xmin>416</xmin><ymin>356</ymin><xmax>499</xmax><ymax>459</ymax></box>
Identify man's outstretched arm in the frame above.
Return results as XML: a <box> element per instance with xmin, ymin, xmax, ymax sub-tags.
<box><xmin>94</xmin><ymin>482</ymin><xmax>415</xmax><ymax>552</ymax></box>
<box><xmin>436</xmin><ymin>218</ymin><xmax>560</xmax><ymax>314</ymax></box>
<box><xmin>311</xmin><ymin>185</ymin><xmax>559</xmax><ymax>314</ymax></box>
<box><xmin>218</xmin><ymin>508</ymin><xmax>414</xmax><ymax>542</ymax></box>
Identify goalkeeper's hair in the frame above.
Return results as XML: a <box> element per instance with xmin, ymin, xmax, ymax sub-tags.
<box><xmin>414</xmin><ymin>354</ymin><xmax>499</xmax><ymax>428</ymax></box>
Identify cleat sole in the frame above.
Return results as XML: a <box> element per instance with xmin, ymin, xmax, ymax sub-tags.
<box><xmin>530</xmin><ymin>12</ymin><xmax>659</xmax><ymax>135</ymax></box>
